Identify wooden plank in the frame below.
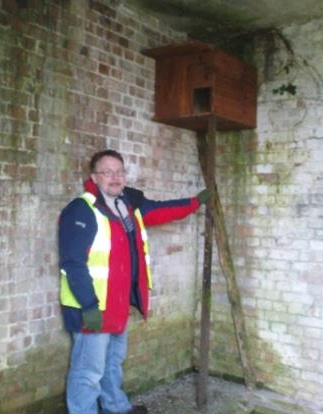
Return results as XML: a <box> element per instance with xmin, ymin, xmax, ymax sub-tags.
<box><xmin>197</xmin><ymin>125</ymin><xmax>256</xmax><ymax>395</ymax></box>
<box><xmin>197</xmin><ymin>116</ymin><xmax>216</xmax><ymax>408</ymax></box>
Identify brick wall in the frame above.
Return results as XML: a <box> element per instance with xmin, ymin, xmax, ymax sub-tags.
<box><xmin>1</xmin><ymin>0</ymin><xmax>323</xmax><ymax>412</ymax></box>
<box><xmin>0</xmin><ymin>0</ymin><xmax>202</xmax><ymax>412</ymax></box>
<box><xmin>195</xmin><ymin>19</ymin><xmax>323</xmax><ymax>410</ymax></box>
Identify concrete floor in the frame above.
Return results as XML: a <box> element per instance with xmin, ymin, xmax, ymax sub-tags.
<box><xmin>132</xmin><ymin>374</ymin><xmax>323</xmax><ymax>414</ymax></box>
<box><xmin>14</xmin><ymin>373</ymin><xmax>322</xmax><ymax>414</ymax></box>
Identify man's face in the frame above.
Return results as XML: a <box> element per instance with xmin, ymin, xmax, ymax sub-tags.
<box><xmin>91</xmin><ymin>155</ymin><xmax>126</xmax><ymax>197</ymax></box>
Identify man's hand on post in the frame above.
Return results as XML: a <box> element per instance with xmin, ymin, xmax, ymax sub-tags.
<box><xmin>197</xmin><ymin>189</ymin><xmax>211</xmax><ymax>205</ymax></box>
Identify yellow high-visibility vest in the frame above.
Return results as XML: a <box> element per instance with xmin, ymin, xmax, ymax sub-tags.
<box><xmin>134</xmin><ymin>209</ymin><xmax>152</xmax><ymax>289</ymax></box>
<box><xmin>60</xmin><ymin>192</ymin><xmax>152</xmax><ymax>310</ymax></box>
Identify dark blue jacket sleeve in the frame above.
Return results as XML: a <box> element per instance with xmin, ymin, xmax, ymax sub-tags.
<box><xmin>58</xmin><ymin>198</ymin><xmax>99</xmax><ymax>310</ymax></box>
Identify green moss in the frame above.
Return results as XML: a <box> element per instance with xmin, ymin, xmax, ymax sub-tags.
<box><xmin>0</xmin><ymin>342</ymin><xmax>69</xmax><ymax>413</ymax></box>
<box><xmin>251</xmin><ymin>402</ymin><xmax>310</xmax><ymax>414</ymax></box>
<box><xmin>219</xmin><ymin>131</ymin><xmax>257</xmax><ymax>219</ymax></box>
<box><xmin>251</xmin><ymin>409</ymin><xmax>284</xmax><ymax>414</ymax></box>
<box><xmin>204</xmin><ymin>308</ymin><xmax>291</xmax><ymax>391</ymax></box>
<box><xmin>124</xmin><ymin>315</ymin><xmax>195</xmax><ymax>394</ymax></box>
<box><xmin>0</xmin><ymin>394</ymin><xmax>66</xmax><ymax>414</ymax></box>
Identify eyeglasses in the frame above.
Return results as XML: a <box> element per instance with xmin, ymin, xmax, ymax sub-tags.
<box><xmin>94</xmin><ymin>169</ymin><xmax>126</xmax><ymax>178</ymax></box>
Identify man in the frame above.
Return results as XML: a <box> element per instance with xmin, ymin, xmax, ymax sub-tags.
<box><xmin>58</xmin><ymin>149</ymin><xmax>210</xmax><ymax>414</ymax></box>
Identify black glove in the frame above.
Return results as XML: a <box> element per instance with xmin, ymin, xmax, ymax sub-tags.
<box><xmin>82</xmin><ymin>308</ymin><xmax>102</xmax><ymax>331</ymax></box>
<box><xmin>197</xmin><ymin>189</ymin><xmax>211</xmax><ymax>205</ymax></box>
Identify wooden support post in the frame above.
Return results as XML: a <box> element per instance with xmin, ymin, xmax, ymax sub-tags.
<box><xmin>197</xmin><ymin>124</ymin><xmax>256</xmax><ymax>394</ymax></box>
<box><xmin>197</xmin><ymin>116</ymin><xmax>216</xmax><ymax>409</ymax></box>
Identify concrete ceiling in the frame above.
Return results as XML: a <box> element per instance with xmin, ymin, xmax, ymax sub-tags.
<box><xmin>120</xmin><ymin>0</ymin><xmax>323</xmax><ymax>44</ymax></box>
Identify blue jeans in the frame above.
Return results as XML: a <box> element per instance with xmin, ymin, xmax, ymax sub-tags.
<box><xmin>66</xmin><ymin>331</ymin><xmax>132</xmax><ymax>414</ymax></box>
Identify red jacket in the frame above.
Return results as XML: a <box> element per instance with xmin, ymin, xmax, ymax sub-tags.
<box><xmin>59</xmin><ymin>179</ymin><xmax>200</xmax><ymax>334</ymax></box>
